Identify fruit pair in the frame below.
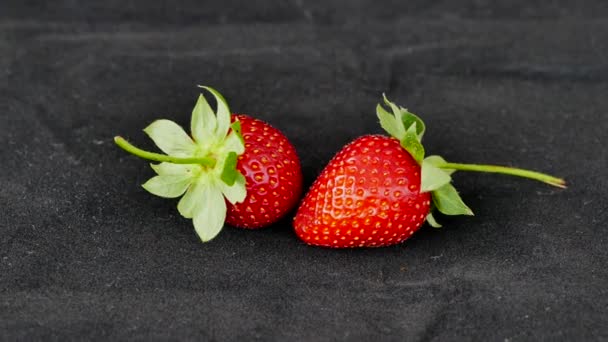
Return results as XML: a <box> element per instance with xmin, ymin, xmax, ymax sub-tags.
<box><xmin>115</xmin><ymin>87</ymin><xmax>565</xmax><ymax>247</ymax></box>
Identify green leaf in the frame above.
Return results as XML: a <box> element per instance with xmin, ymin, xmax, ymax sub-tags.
<box><xmin>191</xmin><ymin>94</ymin><xmax>217</xmax><ymax>142</ymax></box>
<box><xmin>223</xmin><ymin>121</ymin><xmax>245</xmax><ymax>155</ymax></box>
<box><xmin>220</xmin><ymin>173</ymin><xmax>246</xmax><ymax>204</ymax></box>
<box><xmin>230</xmin><ymin>120</ymin><xmax>244</xmax><ymax>144</ymax></box>
<box><xmin>143</xmin><ymin>119</ymin><xmax>196</xmax><ymax>157</ymax></box>
<box><xmin>142</xmin><ymin>175</ymin><xmax>192</xmax><ymax>198</ymax></box>
<box><xmin>377</xmin><ymin>103</ymin><xmax>405</xmax><ymax>140</ymax></box>
<box><xmin>220</xmin><ymin>152</ymin><xmax>239</xmax><ymax>186</ymax></box>
<box><xmin>383</xmin><ymin>94</ymin><xmax>404</xmax><ymax>121</ymax></box>
<box><xmin>400</xmin><ymin>123</ymin><xmax>425</xmax><ymax>163</ymax></box>
<box><xmin>426</xmin><ymin>212</ymin><xmax>442</xmax><ymax>228</ymax></box>
<box><xmin>198</xmin><ymin>86</ymin><xmax>231</xmax><ymax>139</ymax></box>
<box><xmin>178</xmin><ymin>180</ymin><xmax>205</xmax><ymax>218</ymax></box>
<box><xmin>150</xmin><ymin>162</ymin><xmax>199</xmax><ymax>177</ymax></box>
<box><xmin>424</xmin><ymin>155</ymin><xmax>455</xmax><ymax>175</ymax></box>
<box><xmin>192</xmin><ymin>184</ymin><xmax>227</xmax><ymax>242</ymax></box>
<box><xmin>400</xmin><ymin>109</ymin><xmax>425</xmax><ymax>140</ymax></box>
<box><xmin>432</xmin><ymin>183</ymin><xmax>474</xmax><ymax>216</ymax></box>
<box><xmin>421</xmin><ymin>158</ymin><xmax>451</xmax><ymax>192</ymax></box>
<box><xmin>383</xmin><ymin>94</ymin><xmax>425</xmax><ymax>140</ymax></box>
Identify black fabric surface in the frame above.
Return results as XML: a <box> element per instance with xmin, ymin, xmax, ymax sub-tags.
<box><xmin>2</xmin><ymin>1</ymin><xmax>607</xmax><ymax>341</ymax></box>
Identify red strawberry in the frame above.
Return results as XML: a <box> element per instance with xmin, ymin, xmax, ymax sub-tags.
<box><xmin>294</xmin><ymin>95</ymin><xmax>566</xmax><ymax>248</ymax></box>
<box><xmin>115</xmin><ymin>86</ymin><xmax>302</xmax><ymax>242</ymax></box>
<box><xmin>226</xmin><ymin>114</ymin><xmax>302</xmax><ymax>228</ymax></box>
<box><xmin>294</xmin><ymin>135</ymin><xmax>431</xmax><ymax>248</ymax></box>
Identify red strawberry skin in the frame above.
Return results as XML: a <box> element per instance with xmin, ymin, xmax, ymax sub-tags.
<box><xmin>226</xmin><ymin>114</ymin><xmax>303</xmax><ymax>229</ymax></box>
<box><xmin>293</xmin><ymin>135</ymin><xmax>431</xmax><ymax>248</ymax></box>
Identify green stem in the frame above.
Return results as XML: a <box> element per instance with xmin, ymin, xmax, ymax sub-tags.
<box><xmin>436</xmin><ymin>162</ymin><xmax>567</xmax><ymax>189</ymax></box>
<box><xmin>114</xmin><ymin>136</ymin><xmax>216</xmax><ymax>167</ymax></box>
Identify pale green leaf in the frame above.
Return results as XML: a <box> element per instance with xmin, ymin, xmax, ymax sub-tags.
<box><xmin>220</xmin><ymin>152</ymin><xmax>239</xmax><ymax>186</ymax></box>
<box><xmin>150</xmin><ymin>162</ymin><xmax>199</xmax><ymax>177</ymax></box>
<box><xmin>426</xmin><ymin>212</ymin><xmax>442</xmax><ymax>228</ymax></box>
<box><xmin>432</xmin><ymin>183</ymin><xmax>474</xmax><ymax>216</ymax></box>
<box><xmin>143</xmin><ymin>119</ymin><xmax>196</xmax><ymax>157</ymax></box>
<box><xmin>192</xmin><ymin>184</ymin><xmax>227</xmax><ymax>242</ymax></box>
<box><xmin>223</xmin><ymin>130</ymin><xmax>245</xmax><ymax>155</ymax></box>
<box><xmin>400</xmin><ymin>123</ymin><xmax>425</xmax><ymax>163</ymax></box>
<box><xmin>424</xmin><ymin>155</ymin><xmax>456</xmax><ymax>175</ymax></box>
<box><xmin>376</xmin><ymin>103</ymin><xmax>405</xmax><ymax>140</ymax></box>
<box><xmin>178</xmin><ymin>181</ymin><xmax>205</xmax><ymax>218</ymax></box>
<box><xmin>142</xmin><ymin>175</ymin><xmax>192</xmax><ymax>198</ymax></box>
<box><xmin>383</xmin><ymin>94</ymin><xmax>426</xmax><ymax>140</ymax></box>
<box><xmin>421</xmin><ymin>159</ymin><xmax>452</xmax><ymax>192</ymax></box>
<box><xmin>400</xmin><ymin>108</ymin><xmax>425</xmax><ymax>140</ymax></box>
<box><xmin>191</xmin><ymin>94</ymin><xmax>217</xmax><ymax>142</ymax></box>
<box><xmin>230</xmin><ymin>120</ymin><xmax>244</xmax><ymax>144</ymax></box>
<box><xmin>220</xmin><ymin>173</ymin><xmax>246</xmax><ymax>204</ymax></box>
<box><xmin>383</xmin><ymin>94</ymin><xmax>403</xmax><ymax>121</ymax></box>
<box><xmin>198</xmin><ymin>86</ymin><xmax>231</xmax><ymax>139</ymax></box>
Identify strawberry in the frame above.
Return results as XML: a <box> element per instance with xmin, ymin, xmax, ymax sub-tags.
<box><xmin>115</xmin><ymin>86</ymin><xmax>302</xmax><ymax>242</ymax></box>
<box><xmin>226</xmin><ymin>114</ymin><xmax>302</xmax><ymax>229</ymax></box>
<box><xmin>294</xmin><ymin>95</ymin><xmax>566</xmax><ymax>248</ymax></box>
<box><xmin>294</xmin><ymin>135</ymin><xmax>432</xmax><ymax>248</ymax></box>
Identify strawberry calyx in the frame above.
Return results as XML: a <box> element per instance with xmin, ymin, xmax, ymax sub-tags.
<box><xmin>114</xmin><ymin>86</ymin><xmax>247</xmax><ymax>242</ymax></box>
<box><xmin>377</xmin><ymin>95</ymin><xmax>566</xmax><ymax>227</ymax></box>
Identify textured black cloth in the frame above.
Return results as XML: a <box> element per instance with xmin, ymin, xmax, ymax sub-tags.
<box><xmin>1</xmin><ymin>1</ymin><xmax>607</xmax><ymax>341</ymax></box>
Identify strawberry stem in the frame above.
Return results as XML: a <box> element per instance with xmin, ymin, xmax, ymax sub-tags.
<box><xmin>114</xmin><ymin>136</ymin><xmax>216</xmax><ymax>167</ymax></box>
<box><xmin>436</xmin><ymin>162</ymin><xmax>567</xmax><ymax>188</ymax></box>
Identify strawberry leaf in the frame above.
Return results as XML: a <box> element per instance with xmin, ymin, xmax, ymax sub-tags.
<box><xmin>424</xmin><ymin>155</ymin><xmax>456</xmax><ymax>175</ymax></box>
<box><xmin>421</xmin><ymin>158</ymin><xmax>451</xmax><ymax>192</ymax></box>
<box><xmin>177</xmin><ymin>180</ymin><xmax>204</xmax><ymax>219</ymax></box>
<box><xmin>198</xmin><ymin>85</ymin><xmax>231</xmax><ymax>140</ymax></box>
<box><xmin>230</xmin><ymin>120</ymin><xmax>244</xmax><ymax>144</ymax></box>
<box><xmin>432</xmin><ymin>183</ymin><xmax>474</xmax><ymax>216</ymax></box>
<box><xmin>376</xmin><ymin>104</ymin><xmax>405</xmax><ymax>139</ymax></box>
<box><xmin>143</xmin><ymin>119</ymin><xmax>197</xmax><ymax>157</ymax></box>
<box><xmin>191</xmin><ymin>94</ymin><xmax>217</xmax><ymax>141</ymax></box>
<box><xmin>400</xmin><ymin>110</ymin><xmax>425</xmax><ymax>140</ymax></box>
<box><xmin>426</xmin><ymin>212</ymin><xmax>442</xmax><ymax>228</ymax></box>
<box><xmin>220</xmin><ymin>152</ymin><xmax>239</xmax><ymax>186</ymax></box>
<box><xmin>150</xmin><ymin>163</ymin><xmax>200</xmax><ymax>179</ymax></box>
<box><xmin>192</xmin><ymin>184</ymin><xmax>227</xmax><ymax>242</ymax></box>
<box><xmin>220</xmin><ymin>173</ymin><xmax>246</xmax><ymax>204</ymax></box>
<box><xmin>400</xmin><ymin>123</ymin><xmax>425</xmax><ymax>163</ymax></box>
<box><xmin>383</xmin><ymin>95</ymin><xmax>425</xmax><ymax>139</ymax></box>
<box><xmin>223</xmin><ymin>122</ymin><xmax>245</xmax><ymax>155</ymax></box>
<box><xmin>378</xmin><ymin>95</ymin><xmax>426</xmax><ymax>163</ymax></box>
<box><xmin>142</xmin><ymin>174</ymin><xmax>193</xmax><ymax>198</ymax></box>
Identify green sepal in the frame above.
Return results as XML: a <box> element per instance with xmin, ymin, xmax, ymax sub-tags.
<box><xmin>424</xmin><ymin>155</ymin><xmax>456</xmax><ymax>175</ymax></box>
<box><xmin>196</xmin><ymin>85</ymin><xmax>231</xmax><ymax>140</ymax></box>
<box><xmin>142</xmin><ymin>174</ymin><xmax>192</xmax><ymax>198</ymax></box>
<box><xmin>431</xmin><ymin>183</ymin><xmax>474</xmax><ymax>216</ymax></box>
<box><xmin>377</xmin><ymin>95</ymin><xmax>425</xmax><ymax>163</ymax></box>
<box><xmin>426</xmin><ymin>212</ymin><xmax>442</xmax><ymax>228</ymax></box>
<box><xmin>383</xmin><ymin>94</ymin><xmax>425</xmax><ymax>139</ymax></box>
<box><xmin>230</xmin><ymin>120</ymin><xmax>244</xmax><ymax>145</ymax></box>
<box><xmin>376</xmin><ymin>104</ymin><xmax>405</xmax><ymax>139</ymax></box>
<box><xmin>421</xmin><ymin>156</ymin><xmax>451</xmax><ymax>192</ymax></box>
<box><xmin>400</xmin><ymin>122</ymin><xmax>425</xmax><ymax>163</ymax></box>
<box><xmin>220</xmin><ymin>152</ymin><xmax>239</xmax><ymax>186</ymax></box>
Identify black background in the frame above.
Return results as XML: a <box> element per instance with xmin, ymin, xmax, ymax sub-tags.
<box><xmin>1</xmin><ymin>1</ymin><xmax>607</xmax><ymax>341</ymax></box>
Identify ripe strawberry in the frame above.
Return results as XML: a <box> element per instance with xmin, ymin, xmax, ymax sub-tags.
<box><xmin>294</xmin><ymin>135</ymin><xmax>431</xmax><ymax>248</ymax></box>
<box><xmin>226</xmin><ymin>114</ymin><xmax>302</xmax><ymax>229</ymax></box>
<box><xmin>115</xmin><ymin>86</ymin><xmax>302</xmax><ymax>242</ymax></box>
<box><xmin>294</xmin><ymin>95</ymin><xmax>566</xmax><ymax>248</ymax></box>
